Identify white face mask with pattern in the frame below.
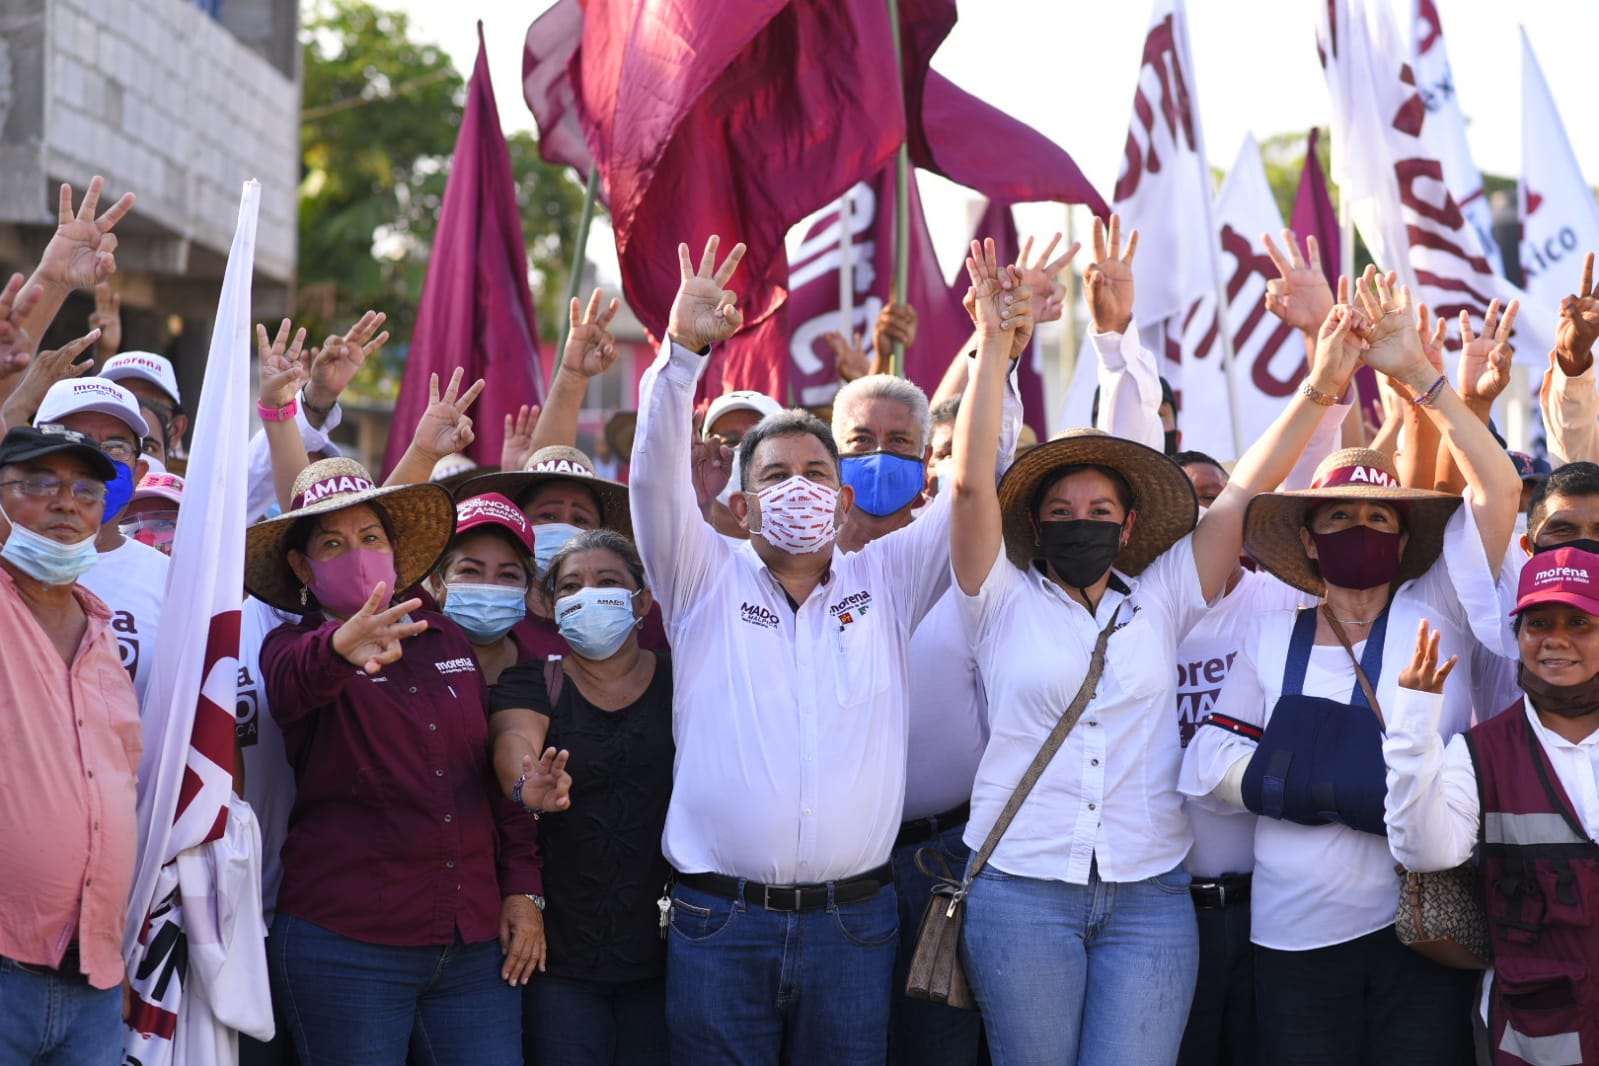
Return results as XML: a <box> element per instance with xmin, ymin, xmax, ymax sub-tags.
<box><xmin>747</xmin><ymin>475</ymin><xmax>838</xmax><ymax>555</ymax></box>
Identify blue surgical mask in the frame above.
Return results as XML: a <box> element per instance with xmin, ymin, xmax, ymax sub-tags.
<box><xmin>0</xmin><ymin>506</ymin><xmax>100</xmax><ymax>585</ymax></box>
<box><xmin>442</xmin><ymin>582</ymin><xmax>527</xmax><ymax>644</ymax></box>
<box><xmin>102</xmin><ymin>460</ymin><xmax>135</xmax><ymax>523</ymax></box>
<box><xmin>554</xmin><ymin>586</ymin><xmax>640</xmax><ymax>660</ymax></box>
<box><xmin>841</xmin><ymin>451</ymin><xmax>925</xmax><ymax>517</ymax></box>
<box><xmin>534</xmin><ymin>522</ymin><xmax>583</xmax><ymax>576</ymax></box>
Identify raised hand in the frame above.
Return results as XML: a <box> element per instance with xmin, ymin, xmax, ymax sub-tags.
<box><xmin>500</xmin><ymin>403</ymin><xmax>542</xmax><ymax>471</ymax></box>
<box><xmin>1554</xmin><ymin>252</ymin><xmax>1599</xmax><ymax>376</ymax></box>
<box><xmin>691</xmin><ymin>426</ymin><xmax>734</xmax><ymax>511</ymax></box>
<box><xmin>962</xmin><ymin>238</ymin><xmax>1026</xmax><ymax>341</ymax></box>
<box><xmin>1397</xmin><ymin>618</ymin><xmax>1457</xmax><ymax>694</ymax></box>
<box><xmin>1084</xmin><ymin>214</ymin><xmax>1138</xmax><ymax>334</ymax></box>
<box><xmin>514</xmin><ymin>746</ymin><xmax>574</xmax><ymax>814</ymax></box>
<box><xmin>89</xmin><ymin>283</ymin><xmax>122</xmax><ymax>359</ymax></box>
<box><xmin>1</xmin><ymin>329</ymin><xmax>99</xmax><ymax>429</ymax></box>
<box><xmin>668</xmin><ymin>236</ymin><xmax>746</xmax><ymax>352</ymax></box>
<box><xmin>872</xmin><ymin>302</ymin><xmax>919</xmax><ymax>360</ymax></box>
<box><xmin>330</xmin><ymin>586</ymin><xmax>428</xmax><ymax>674</ymax></box>
<box><xmin>1415</xmin><ymin>303</ymin><xmax>1447</xmax><ymax>376</ymax></box>
<box><xmin>1263</xmin><ymin>230</ymin><xmax>1335</xmax><ymax>334</ymax></box>
<box><xmin>1459</xmin><ymin>299</ymin><xmax>1518</xmax><ymax>409</ymax></box>
<box><xmin>825</xmin><ymin>329</ymin><xmax>871</xmax><ymax>383</ymax></box>
<box><xmin>256</xmin><ymin>319</ymin><xmax>309</xmax><ymax>410</ymax></box>
<box><xmin>412</xmin><ymin>367</ymin><xmax>487</xmax><ymax>461</ymax></box>
<box><xmin>35</xmin><ymin>177</ymin><xmax>136</xmax><ymax>293</ymax></box>
<box><xmin>1017</xmin><ymin>233</ymin><xmax>1081</xmax><ymax>325</ymax></box>
<box><xmin>0</xmin><ymin>274</ymin><xmax>42</xmax><ymax>383</ymax></box>
<box><xmin>563</xmin><ymin>289</ymin><xmax>622</xmax><ymax>379</ymax></box>
<box><xmin>1310</xmin><ymin>304</ymin><xmax>1366</xmax><ymax>399</ymax></box>
<box><xmin>1352</xmin><ymin>266</ymin><xmax>1429</xmax><ymax>382</ymax></box>
<box><xmin>308</xmin><ymin>310</ymin><xmax>389</xmax><ymax>411</ymax></box>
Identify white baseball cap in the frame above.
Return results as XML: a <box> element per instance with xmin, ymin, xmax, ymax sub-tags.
<box><xmin>35</xmin><ymin>378</ymin><xmax>150</xmax><ymax>438</ymax></box>
<box><xmin>102</xmin><ymin>351</ymin><xmax>182</xmax><ymax>406</ymax></box>
<box><xmin>703</xmin><ymin>389</ymin><xmax>784</xmax><ymax>440</ymax></box>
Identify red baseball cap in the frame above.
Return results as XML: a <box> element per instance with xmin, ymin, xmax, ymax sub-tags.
<box><xmin>1513</xmin><ymin>547</ymin><xmax>1599</xmax><ymax>617</ymax></box>
<box><xmin>454</xmin><ymin>492</ymin><xmax>534</xmax><ymax>555</ymax></box>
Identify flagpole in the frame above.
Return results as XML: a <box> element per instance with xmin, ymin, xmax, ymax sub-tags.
<box><xmin>838</xmin><ymin>193</ymin><xmax>853</xmax><ymax>335</ymax></box>
<box><xmin>555</xmin><ymin>166</ymin><xmax>601</xmax><ymax>372</ymax></box>
<box><xmin>886</xmin><ymin>0</ymin><xmax>909</xmax><ymax>378</ymax></box>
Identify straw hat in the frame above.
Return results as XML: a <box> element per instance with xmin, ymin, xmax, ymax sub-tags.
<box><xmin>996</xmin><ymin>428</ymin><xmax>1197</xmax><ymax>573</ymax></box>
<box><xmin>245</xmin><ymin>457</ymin><xmax>457</xmax><ymax>612</ymax></box>
<box><xmin>1244</xmin><ymin>447</ymin><xmax>1461</xmax><ymax>596</ymax></box>
<box><xmin>457</xmin><ymin>445</ymin><xmax>632</xmax><ymax>540</ymax></box>
<box><xmin>428</xmin><ymin>453</ymin><xmax>497</xmax><ymax>493</ymax></box>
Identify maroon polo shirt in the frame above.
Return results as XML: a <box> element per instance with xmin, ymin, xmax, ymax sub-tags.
<box><xmin>262</xmin><ymin>608</ymin><xmax>541</xmax><ymax>947</ymax></box>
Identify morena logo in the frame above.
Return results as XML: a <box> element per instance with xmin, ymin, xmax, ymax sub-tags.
<box><xmin>1536</xmin><ymin>567</ymin><xmax>1590</xmax><ymax>584</ymax></box>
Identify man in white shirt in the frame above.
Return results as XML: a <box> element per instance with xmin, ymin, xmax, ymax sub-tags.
<box><xmin>101</xmin><ymin>350</ymin><xmax>188</xmax><ymax>461</ymax></box>
<box><xmin>632</xmin><ymin>238</ymin><xmax>955</xmax><ymax>1064</ymax></box>
<box><xmin>34</xmin><ymin>377</ymin><xmax>167</xmax><ymax>706</ymax></box>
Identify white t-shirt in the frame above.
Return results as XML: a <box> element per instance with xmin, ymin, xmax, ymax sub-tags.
<box><xmin>78</xmin><ymin>536</ymin><xmax>169</xmax><ymax>707</ymax></box>
<box><xmin>238</xmin><ymin>596</ymin><xmax>298</xmax><ymax>918</ymax></box>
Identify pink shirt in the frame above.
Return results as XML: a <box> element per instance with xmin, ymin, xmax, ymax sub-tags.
<box><xmin>0</xmin><ymin>568</ymin><xmax>142</xmax><ymax>989</ymax></box>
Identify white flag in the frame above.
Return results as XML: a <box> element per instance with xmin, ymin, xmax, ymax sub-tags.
<box><xmin>1319</xmin><ymin>0</ymin><xmax>1551</xmax><ymax>365</ymax></box>
<box><xmin>1518</xmin><ymin>28</ymin><xmax>1599</xmax><ymax>314</ymax></box>
<box><xmin>124</xmin><ymin>181</ymin><xmax>271</xmax><ymax>1066</ymax></box>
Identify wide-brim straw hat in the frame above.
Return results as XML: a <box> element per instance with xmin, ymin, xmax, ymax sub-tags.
<box><xmin>429</xmin><ymin>453</ymin><xmax>497</xmax><ymax>493</ymax></box>
<box><xmin>457</xmin><ymin>445</ymin><xmax>633</xmax><ymax>541</ymax></box>
<box><xmin>996</xmin><ymin>428</ymin><xmax>1198</xmax><ymax>573</ymax></box>
<box><xmin>245</xmin><ymin>457</ymin><xmax>457</xmax><ymax>612</ymax></box>
<box><xmin>1244</xmin><ymin>447</ymin><xmax>1462</xmax><ymax>596</ymax></box>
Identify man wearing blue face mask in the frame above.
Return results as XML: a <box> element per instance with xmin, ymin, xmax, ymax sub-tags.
<box><xmin>34</xmin><ymin>376</ymin><xmax>167</xmax><ymax>707</ymax></box>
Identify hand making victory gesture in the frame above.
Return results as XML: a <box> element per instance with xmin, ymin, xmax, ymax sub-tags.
<box><xmin>668</xmin><ymin>236</ymin><xmax>747</xmax><ymax>352</ymax></box>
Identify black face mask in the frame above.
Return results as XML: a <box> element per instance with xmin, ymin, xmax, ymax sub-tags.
<box><xmin>1163</xmin><ymin>428</ymin><xmax>1179</xmax><ymax>457</ymax></box>
<box><xmin>1040</xmin><ymin>519</ymin><xmax>1124</xmax><ymax>590</ymax></box>
<box><xmin>1533</xmin><ymin>537</ymin><xmax>1599</xmax><ymax>557</ymax></box>
<box><xmin>1518</xmin><ymin>662</ymin><xmax>1599</xmax><ymax>719</ymax></box>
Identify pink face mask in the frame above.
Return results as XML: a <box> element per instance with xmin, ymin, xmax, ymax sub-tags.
<box><xmin>749</xmin><ymin>475</ymin><xmax>839</xmax><ymax>555</ymax></box>
<box><xmin>308</xmin><ymin>548</ymin><xmax>397</xmax><ymax>617</ymax></box>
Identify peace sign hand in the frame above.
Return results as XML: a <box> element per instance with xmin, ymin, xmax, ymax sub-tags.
<box><xmin>962</xmin><ymin>238</ymin><xmax>1026</xmax><ymax>341</ymax></box>
<box><xmin>1554</xmin><ymin>252</ymin><xmax>1599</xmax><ymax>377</ymax></box>
<box><xmin>308</xmin><ymin>310</ymin><xmax>389</xmax><ymax>409</ymax></box>
<box><xmin>563</xmin><ymin>289</ymin><xmax>622</xmax><ymax>379</ymax></box>
<box><xmin>90</xmin><ymin>283</ymin><xmax>122</xmax><ymax>358</ymax></box>
<box><xmin>514</xmin><ymin>746</ymin><xmax>574</xmax><ymax>815</ymax></box>
<box><xmin>0</xmin><ymin>273</ymin><xmax>42</xmax><ymax>382</ymax></box>
<box><xmin>1</xmin><ymin>328</ymin><xmax>99</xmax><ymax>430</ymax></box>
<box><xmin>1017</xmin><ymin>233</ymin><xmax>1081</xmax><ymax>325</ymax></box>
<box><xmin>825</xmin><ymin>329</ymin><xmax>871</xmax><ymax>383</ymax></box>
<box><xmin>256</xmin><ymin>319</ymin><xmax>309</xmax><ymax>410</ymax></box>
<box><xmin>1397</xmin><ymin>619</ymin><xmax>1457</xmax><ymax>694</ymax></box>
<box><xmin>668</xmin><ymin>236</ymin><xmax>747</xmax><ymax>353</ymax></box>
<box><xmin>1263</xmin><ymin>230</ymin><xmax>1334</xmax><ymax>334</ymax></box>
<box><xmin>412</xmin><ymin>367</ymin><xmax>487</xmax><ymax>462</ymax></box>
<box><xmin>330</xmin><ymin>586</ymin><xmax>428</xmax><ymax>674</ymax></box>
<box><xmin>501</xmin><ymin>404</ymin><xmax>542</xmax><ymax>472</ymax></box>
<box><xmin>36</xmin><ymin>177</ymin><xmax>136</xmax><ymax>292</ymax></box>
<box><xmin>1084</xmin><ymin>214</ymin><xmax>1138</xmax><ymax>335</ymax></box>
<box><xmin>1352</xmin><ymin>266</ymin><xmax>1429</xmax><ymax>382</ymax></box>
<box><xmin>1459</xmin><ymin>299</ymin><xmax>1518</xmax><ymax>408</ymax></box>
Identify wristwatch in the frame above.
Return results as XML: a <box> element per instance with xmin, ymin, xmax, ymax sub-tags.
<box><xmin>524</xmin><ymin>893</ymin><xmax>546</xmax><ymax>912</ymax></box>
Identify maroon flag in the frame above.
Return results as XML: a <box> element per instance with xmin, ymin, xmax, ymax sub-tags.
<box><xmin>523</xmin><ymin>0</ymin><xmax>594</xmax><ymax>176</ymax></box>
<box><xmin>383</xmin><ymin>28</ymin><xmax>545</xmax><ymax>477</ymax></box>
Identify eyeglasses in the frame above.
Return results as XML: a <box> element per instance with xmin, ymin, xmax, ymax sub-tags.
<box><xmin>0</xmin><ymin>474</ymin><xmax>108</xmax><ymax>506</ymax></box>
<box><xmin>97</xmin><ymin>439</ymin><xmax>138</xmax><ymax>465</ymax></box>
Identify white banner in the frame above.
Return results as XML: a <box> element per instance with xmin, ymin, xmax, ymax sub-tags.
<box><xmin>1518</xmin><ymin>28</ymin><xmax>1599</xmax><ymax>315</ymax></box>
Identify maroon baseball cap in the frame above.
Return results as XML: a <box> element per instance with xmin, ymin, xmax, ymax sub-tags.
<box><xmin>454</xmin><ymin>493</ymin><xmax>534</xmax><ymax>555</ymax></box>
<box><xmin>1513</xmin><ymin>547</ymin><xmax>1599</xmax><ymax>617</ymax></box>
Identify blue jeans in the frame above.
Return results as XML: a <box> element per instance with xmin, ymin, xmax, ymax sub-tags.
<box><xmin>522</xmin><ymin>974</ymin><xmax>666</xmax><ymax>1065</ymax></box>
<box><xmin>960</xmin><ymin>861</ymin><xmax>1199</xmax><ymax>1066</ymax></box>
<box><xmin>1176</xmin><ymin>896</ymin><xmax>1257</xmax><ymax>1066</ymax></box>
<box><xmin>890</xmin><ymin>823</ymin><xmax>984</xmax><ymax>1066</ymax></box>
<box><xmin>0</xmin><ymin>956</ymin><xmax>123</xmax><ymax>1065</ymax></box>
<box><xmin>665</xmin><ymin>879</ymin><xmax>899</xmax><ymax>1065</ymax></box>
<box><xmin>267</xmin><ymin>915</ymin><xmax>519</xmax><ymax>1066</ymax></box>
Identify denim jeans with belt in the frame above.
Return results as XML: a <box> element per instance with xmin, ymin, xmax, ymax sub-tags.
<box><xmin>665</xmin><ymin>879</ymin><xmax>899</xmax><ymax>1066</ymax></box>
<box><xmin>267</xmin><ymin>914</ymin><xmax>519</xmax><ymax>1066</ymax></box>
<box><xmin>0</xmin><ymin>956</ymin><xmax>124</xmax><ymax>1065</ymax></box>
<box><xmin>960</xmin><ymin>860</ymin><xmax>1199</xmax><ymax>1066</ymax></box>
<box><xmin>889</xmin><ymin>822</ymin><xmax>984</xmax><ymax>1066</ymax></box>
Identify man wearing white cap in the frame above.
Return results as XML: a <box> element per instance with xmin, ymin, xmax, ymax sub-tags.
<box><xmin>33</xmin><ymin>376</ymin><xmax>168</xmax><ymax>705</ymax></box>
<box><xmin>702</xmin><ymin>390</ymin><xmax>784</xmax><ymax>539</ymax></box>
<box><xmin>101</xmin><ymin>349</ymin><xmax>187</xmax><ymax>460</ymax></box>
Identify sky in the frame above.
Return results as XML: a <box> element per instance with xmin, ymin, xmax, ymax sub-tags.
<box><xmin>385</xmin><ymin>0</ymin><xmax>1599</xmax><ymax>283</ymax></box>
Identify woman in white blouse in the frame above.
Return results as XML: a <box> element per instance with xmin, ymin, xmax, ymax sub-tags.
<box><xmin>948</xmin><ymin>232</ymin><xmax>1362</xmax><ymax>1064</ymax></box>
<box><xmin>1180</xmin><ymin>274</ymin><xmax>1521</xmax><ymax>1064</ymax></box>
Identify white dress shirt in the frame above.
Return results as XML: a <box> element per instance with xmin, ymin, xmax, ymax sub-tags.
<box><xmin>960</xmin><ymin>534</ymin><xmax>1210</xmax><ymax>884</ymax></box>
<box><xmin>1385</xmin><ymin>689</ymin><xmax>1599</xmax><ymax>873</ymax></box>
<box><xmin>1179</xmin><ymin>499</ymin><xmax>1518</xmax><ymax>949</ymax></box>
<box><xmin>903</xmin><ymin>589</ymin><xmax>988</xmax><ymax>823</ymax></box>
<box><xmin>631</xmin><ymin>340</ymin><xmax>955</xmax><ymax>884</ymax></box>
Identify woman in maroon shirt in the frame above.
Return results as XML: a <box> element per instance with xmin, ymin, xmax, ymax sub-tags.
<box><xmin>247</xmin><ymin>458</ymin><xmax>554</xmax><ymax>1066</ymax></box>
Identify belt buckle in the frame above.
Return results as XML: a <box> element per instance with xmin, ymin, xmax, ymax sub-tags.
<box><xmin>1215</xmin><ymin>883</ymin><xmax>1227</xmax><ymax>908</ymax></box>
<box><xmin>762</xmin><ymin>883</ymin><xmax>803</xmax><ymax>911</ymax></box>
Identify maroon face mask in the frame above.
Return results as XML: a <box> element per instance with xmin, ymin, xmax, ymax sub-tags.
<box><xmin>308</xmin><ymin>548</ymin><xmax>397</xmax><ymax>618</ymax></box>
<box><xmin>1309</xmin><ymin>524</ymin><xmax>1402</xmax><ymax>590</ymax></box>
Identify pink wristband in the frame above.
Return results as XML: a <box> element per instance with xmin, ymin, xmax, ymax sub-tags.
<box><xmin>257</xmin><ymin>396</ymin><xmax>299</xmax><ymax>422</ymax></box>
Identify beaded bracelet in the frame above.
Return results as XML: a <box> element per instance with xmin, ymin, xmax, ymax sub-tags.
<box><xmin>1412</xmin><ymin>374</ymin><xmax>1448</xmax><ymax>408</ymax></box>
<box><xmin>1299</xmin><ymin>381</ymin><xmax>1339</xmax><ymax>407</ymax></box>
<box><xmin>511</xmin><ymin>772</ymin><xmax>543</xmax><ymax>820</ymax></box>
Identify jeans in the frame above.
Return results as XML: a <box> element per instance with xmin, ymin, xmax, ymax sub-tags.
<box><xmin>960</xmin><ymin>861</ymin><xmax>1199</xmax><ymax>1066</ymax></box>
<box><xmin>1176</xmin><ymin>896</ymin><xmax>1257</xmax><ymax>1066</ymax></box>
<box><xmin>665</xmin><ymin>878</ymin><xmax>899</xmax><ymax>1065</ymax></box>
<box><xmin>890</xmin><ymin>823</ymin><xmax>984</xmax><ymax>1066</ymax></box>
<box><xmin>267</xmin><ymin>915</ymin><xmax>519</xmax><ymax>1066</ymax></box>
<box><xmin>0</xmin><ymin>956</ymin><xmax>124</xmax><ymax>1065</ymax></box>
<box><xmin>522</xmin><ymin>973</ymin><xmax>666</xmax><ymax>1065</ymax></box>
<box><xmin>1254</xmin><ymin>925</ymin><xmax>1476</xmax><ymax>1065</ymax></box>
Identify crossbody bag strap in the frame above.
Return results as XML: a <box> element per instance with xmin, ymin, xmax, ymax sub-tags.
<box><xmin>1321</xmin><ymin>605</ymin><xmax>1386</xmax><ymax>728</ymax></box>
<box><xmin>964</xmin><ymin>603</ymin><xmax>1123</xmax><ymax>885</ymax></box>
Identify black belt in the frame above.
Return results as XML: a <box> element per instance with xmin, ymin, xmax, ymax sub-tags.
<box><xmin>676</xmin><ymin>864</ymin><xmax>893</xmax><ymax>912</ymax></box>
<box><xmin>6</xmin><ymin>942</ymin><xmax>82</xmax><ymax>978</ymax></box>
<box><xmin>895</xmin><ymin>801</ymin><xmax>971</xmax><ymax>850</ymax></box>
<box><xmin>1189</xmin><ymin>873</ymin><xmax>1251</xmax><ymax>910</ymax></box>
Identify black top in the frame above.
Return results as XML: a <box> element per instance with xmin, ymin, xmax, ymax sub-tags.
<box><xmin>490</xmin><ymin>652</ymin><xmax>674</xmax><ymax>984</ymax></box>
